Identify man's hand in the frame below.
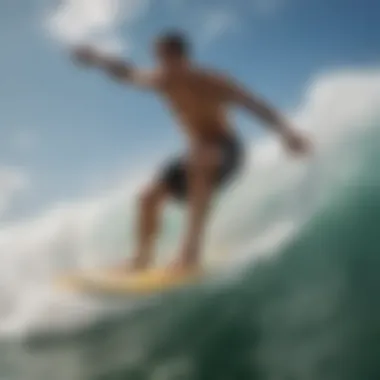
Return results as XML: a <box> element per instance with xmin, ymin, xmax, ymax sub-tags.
<box><xmin>282</xmin><ymin>129</ymin><xmax>312</xmax><ymax>155</ymax></box>
<box><xmin>70</xmin><ymin>45</ymin><xmax>134</xmax><ymax>81</ymax></box>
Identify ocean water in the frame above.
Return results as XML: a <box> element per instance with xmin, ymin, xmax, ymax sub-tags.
<box><xmin>1</xmin><ymin>70</ymin><xmax>380</xmax><ymax>380</ymax></box>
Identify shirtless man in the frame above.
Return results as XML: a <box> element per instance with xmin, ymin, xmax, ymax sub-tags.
<box><xmin>72</xmin><ymin>30</ymin><xmax>310</xmax><ymax>273</ymax></box>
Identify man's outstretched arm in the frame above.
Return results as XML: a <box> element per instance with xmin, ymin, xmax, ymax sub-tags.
<box><xmin>219</xmin><ymin>75</ymin><xmax>311</xmax><ymax>154</ymax></box>
<box><xmin>71</xmin><ymin>46</ymin><xmax>161</xmax><ymax>90</ymax></box>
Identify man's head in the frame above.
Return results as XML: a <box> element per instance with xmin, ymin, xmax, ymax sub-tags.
<box><xmin>155</xmin><ymin>30</ymin><xmax>190</xmax><ymax>67</ymax></box>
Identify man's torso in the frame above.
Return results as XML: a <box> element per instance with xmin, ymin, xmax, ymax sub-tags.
<box><xmin>158</xmin><ymin>67</ymin><xmax>233</xmax><ymax>142</ymax></box>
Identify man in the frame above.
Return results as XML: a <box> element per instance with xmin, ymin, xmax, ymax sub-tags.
<box><xmin>72</xmin><ymin>30</ymin><xmax>310</xmax><ymax>273</ymax></box>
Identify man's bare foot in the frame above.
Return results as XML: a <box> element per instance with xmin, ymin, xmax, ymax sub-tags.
<box><xmin>108</xmin><ymin>260</ymin><xmax>148</xmax><ymax>275</ymax></box>
<box><xmin>167</xmin><ymin>257</ymin><xmax>201</xmax><ymax>275</ymax></box>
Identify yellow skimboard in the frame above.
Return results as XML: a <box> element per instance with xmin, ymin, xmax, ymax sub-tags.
<box><xmin>55</xmin><ymin>267</ymin><xmax>205</xmax><ymax>295</ymax></box>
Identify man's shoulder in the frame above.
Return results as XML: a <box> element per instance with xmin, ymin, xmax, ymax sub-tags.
<box><xmin>194</xmin><ymin>66</ymin><xmax>233</xmax><ymax>88</ymax></box>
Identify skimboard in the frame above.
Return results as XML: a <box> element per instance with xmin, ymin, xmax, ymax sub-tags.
<box><xmin>55</xmin><ymin>267</ymin><xmax>205</xmax><ymax>295</ymax></box>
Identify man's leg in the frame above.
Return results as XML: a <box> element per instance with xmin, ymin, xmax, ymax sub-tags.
<box><xmin>129</xmin><ymin>181</ymin><xmax>168</xmax><ymax>271</ymax></box>
<box><xmin>174</xmin><ymin>144</ymin><xmax>220</xmax><ymax>270</ymax></box>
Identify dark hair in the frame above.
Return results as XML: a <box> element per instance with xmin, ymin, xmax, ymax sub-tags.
<box><xmin>156</xmin><ymin>30</ymin><xmax>190</xmax><ymax>57</ymax></box>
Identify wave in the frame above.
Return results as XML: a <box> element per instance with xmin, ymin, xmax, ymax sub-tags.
<box><xmin>0</xmin><ymin>67</ymin><xmax>379</xmax><ymax>342</ymax></box>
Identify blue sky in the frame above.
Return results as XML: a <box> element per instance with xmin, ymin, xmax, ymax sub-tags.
<box><xmin>0</xmin><ymin>0</ymin><xmax>379</xmax><ymax>221</ymax></box>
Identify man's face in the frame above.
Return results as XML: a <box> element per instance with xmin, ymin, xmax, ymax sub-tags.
<box><xmin>154</xmin><ymin>42</ymin><xmax>181</xmax><ymax>67</ymax></box>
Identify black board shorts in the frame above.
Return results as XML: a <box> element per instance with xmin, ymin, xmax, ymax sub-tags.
<box><xmin>159</xmin><ymin>134</ymin><xmax>244</xmax><ymax>201</ymax></box>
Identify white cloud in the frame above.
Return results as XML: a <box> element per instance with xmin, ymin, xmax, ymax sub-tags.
<box><xmin>46</xmin><ymin>0</ymin><xmax>288</xmax><ymax>53</ymax></box>
<box><xmin>47</xmin><ymin>0</ymin><xmax>150</xmax><ymax>52</ymax></box>
<box><xmin>0</xmin><ymin>166</ymin><xmax>29</xmax><ymax>217</ymax></box>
